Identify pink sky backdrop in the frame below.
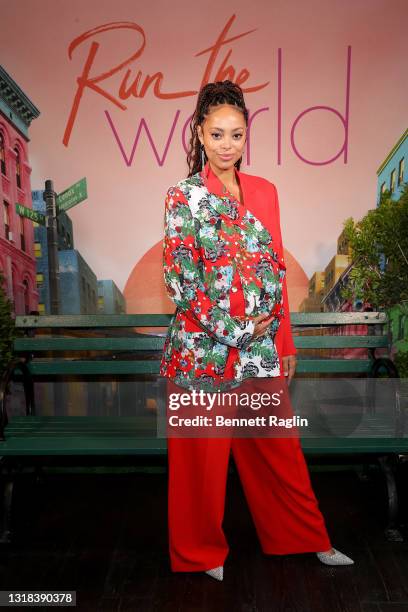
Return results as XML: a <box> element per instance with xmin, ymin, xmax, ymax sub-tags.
<box><xmin>0</xmin><ymin>0</ymin><xmax>406</xmax><ymax>297</ymax></box>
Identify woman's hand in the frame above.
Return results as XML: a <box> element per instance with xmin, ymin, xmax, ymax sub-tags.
<box><xmin>282</xmin><ymin>355</ymin><xmax>297</xmax><ymax>384</ymax></box>
<box><xmin>251</xmin><ymin>312</ymin><xmax>276</xmax><ymax>339</ymax></box>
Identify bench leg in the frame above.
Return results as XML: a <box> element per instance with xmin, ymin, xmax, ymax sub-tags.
<box><xmin>378</xmin><ymin>455</ymin><xmax>404</xmax><ymax>542</ymax></box>
<box><xmin>0</xmin><ymin>476</ymin><xmax>14</xmax><ymax>544</ymax></box>
<box><xmin>356</xmin><ymin>463</ymin><xmax>373</xmax><ymax>483</ymax></box>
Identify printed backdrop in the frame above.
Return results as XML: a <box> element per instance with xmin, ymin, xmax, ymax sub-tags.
<box><xmin>1</xmin><ymin>0</ymin><xmax>406</xmax><ymax>312</ymax></box>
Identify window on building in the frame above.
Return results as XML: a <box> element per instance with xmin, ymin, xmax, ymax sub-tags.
<box><xmin>390</xmin><ymin>169</ymin><xmax>396</xmax><ymax>193</ymax></box>
<box><xmin>14</xmin><ymin>147</ymin><xmax>21</xmax><ymax>189</ymax></box>
<box><xmin>398</xmin><ymin>157</ymin><xmax>405</xmax><ymax>186</ymax></box>
<box><xmin>326</xmin><ymin>270</ymin><xmax>333</xmax><ymax>285</ymax></box>
<box><xmin>380</xmin><ymin>182</ymin><xmax>386</xmax><ymax>194</ymax></box>
<box><xmin>38</xmin><ymin>303</ymin><xmax>45</xmax><ymax>314</ymax></box>
<box><xmin>23</xmin><ymin>279</ymin><xmax>30</xmax><ymax>314</ymax></box>
<box><xmin>66</xmin><ymin>232</ymin><xmax>71</xmax><ymax>248</ymax></box>
<box><xmin>34</xmin><ymin>242</ymin><xmax>42</xmax><ymax>257</ymax></box>
<box><xmin>3</xmin><ymin>200</ymin><xmax>10</xmax><ymax>240</ymax></box>
<box><xmin>36</xmin><ymin>273</ymin><xmax>44</xmax><ymax>285</ymax></box>
<box><xmin>19</xmin><ymin>214</ymin><xmax>26</xmax><ymax>251</ymax></box>
<box><xmin>0</xmin><ymin>132</ymin><xmax>6</xmax><ymax>175</ymax></box>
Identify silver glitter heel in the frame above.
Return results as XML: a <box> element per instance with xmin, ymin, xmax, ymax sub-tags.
<box><xmin>316</xmin><ymin>547</ymin><xmax>354</xmax><ymax>565</ymax></box>
<box><xmin>205</xmin><ymin>565</ymin><xmax>224</xmax><ymax>581</ymax></box>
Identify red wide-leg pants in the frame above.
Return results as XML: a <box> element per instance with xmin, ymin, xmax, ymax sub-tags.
<box><xmin>166</xmin><ymin>379</ymin><xmax>332</xmax><ymax>573</ymax></box>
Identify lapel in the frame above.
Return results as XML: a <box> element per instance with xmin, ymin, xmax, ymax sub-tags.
<box><xmin>190</xmin><ymin>162</ymin><xmax>284</xmax><ymax>268</ymax></box>
<box><xmin>201</xmin><ymin>160</ymin><xmax>250</xmax><ymax>204</ymax></box>
<box><xmin>198</xmin><ymin>160</ymin><xmax>250</xmax><ymax>220</ymax></box>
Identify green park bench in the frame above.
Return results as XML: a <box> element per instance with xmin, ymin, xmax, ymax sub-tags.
<box><xmin>0</xmin><ymin>311</ymin><xmax>405</xmax><ymax>544</ymax></box>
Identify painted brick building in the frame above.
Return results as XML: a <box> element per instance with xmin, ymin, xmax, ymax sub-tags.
<box><xmin>0</xmin><ymin>64</ymin><xmax>40</xmax><ymax>314</ymax></box>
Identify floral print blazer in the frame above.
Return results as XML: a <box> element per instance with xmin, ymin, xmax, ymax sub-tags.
<box><xmin>160</xmin><ymin>161</ymin><xmax>295</xmax><ymax>391</ymax></box>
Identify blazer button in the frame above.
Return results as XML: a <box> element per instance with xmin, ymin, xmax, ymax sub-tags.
<box><xmin>231</xmin><ymin>287</ymin><xmax>238</xmax><ymax>293</ymax></box>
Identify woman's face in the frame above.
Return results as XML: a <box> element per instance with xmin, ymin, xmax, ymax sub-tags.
<box><xmin>197</xmin><ymin>104</ymin><xmax>247</xmax><ymax>173</ymax></box>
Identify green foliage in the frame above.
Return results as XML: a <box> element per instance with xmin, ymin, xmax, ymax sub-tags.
<box><xmin>222</xmin><ymin>315</ymin><xmax>240</xmax><ymax>334</ymax></box>
<box><xmin>205</xmin><ymin>268</ymin><xmax>219</xmax><ymax>300</ymax></box>
<box><xmin>246</xmin><ymin>342</ymin><xmax>273</xmax><ymax>358</ymax></box>
<box><xmin>341</xmin><ymin>184</ymin><xmax>408</xmax><ymax>309</ymax></box>
<box><xmin>246</xmin><ymin>281</ymin><xmax>261</xmax><ymax>296</ymax></box>
<box><xmin>0</xmin><ymin>271</ymin><xmax>17</xmax><ymax>376</ymax></box>
<box><xmin>221</xmin><ymin>222</ymin><xmax>237</xmax><ymax>236</ymax></box>
<box><xmin>394</xmin><ymin>350</ymin><xmax>408</xmax><ymax>378</ymax></box>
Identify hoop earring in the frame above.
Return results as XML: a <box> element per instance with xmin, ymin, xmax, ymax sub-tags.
<box><xmin>200</xmin><ymin>144</ymin><xmax>206</xmax><ymax>168</ymax></box>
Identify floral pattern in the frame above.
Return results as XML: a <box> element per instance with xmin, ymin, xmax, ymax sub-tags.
<box><xmin>159</xmin><ymin>171</ymin><xmax>286</xmax><ymax>391</ymax></box>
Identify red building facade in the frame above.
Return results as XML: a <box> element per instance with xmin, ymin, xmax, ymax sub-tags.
<box><xmin>0</xmin><ymin>65</ymin><xmax>40</xmax><ymax>314</ymax></box>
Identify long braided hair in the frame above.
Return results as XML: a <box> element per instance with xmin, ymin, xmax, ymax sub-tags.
<box><xmin>186</xmin><ymin>80</ymin><xmax>249</xmax><ymax>178</ymax></box>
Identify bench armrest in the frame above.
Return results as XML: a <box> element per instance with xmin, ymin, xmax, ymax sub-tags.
<box><xmin>0</xmin><ymin>358</ymin><xmax>34</xmax><ymax>441</ymax></box>
<box><xmin>370</xmin><ymin>357</ymin><xmax>400</xmax><ymax>378</ymax></box>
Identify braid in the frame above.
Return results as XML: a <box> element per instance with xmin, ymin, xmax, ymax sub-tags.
<box><xmin>186</xmin><ymin>80</ymin><xmax>249</xmax><ymax>177</ymax></box>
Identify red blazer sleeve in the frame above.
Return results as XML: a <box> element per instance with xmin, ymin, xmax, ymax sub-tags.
<box><xmin>272</xmin><ymin>184</ymin><xmax>297</xmax><ymax>356</ymax></box>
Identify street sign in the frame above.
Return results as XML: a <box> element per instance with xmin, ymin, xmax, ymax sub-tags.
<box><xmin>56</xmin><ymin>177</ymin><xmax>87</xmax><ymax>213</ymax></box>
<box><xmin>15</xmin><ymin>203</ymin><xmax>46</xmax><ymax>225</ymax></box>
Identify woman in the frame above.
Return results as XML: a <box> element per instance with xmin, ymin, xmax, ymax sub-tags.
<box><xmin>160</xmin><ymin>81</ymin><xmax>354</xmax><ymax>580</ymax></box>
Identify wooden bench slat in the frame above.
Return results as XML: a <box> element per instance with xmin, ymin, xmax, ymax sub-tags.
<box><xmin>0</xmin><ymin>436</ymin><xmax>168</xmax><ymax>455</ymax></box>
<box><xmin>26</xmin><ymin>361</ymin><xmax>162</xmax><ymax>375</ymax></box>
<box><xmin>14</xmin><ymin>312</ymin><xmax>388</xmax><ymax>328</ymax></box>
<box><xmin>295</xmin><ymin>360</ymin><xmax>373</xmax><ymax>373</ymax></box>
<box><xmin>10</xmin><ymin>358</ymin><xmax>374</xmax><ymax>376</ymax></box>
<box><xmin>294</xmin><ymin>336</ymin><xmax>388</xmax><ymax>348</ymax></box>
<box><xmin>14</xmin><ymin>337</ymin><xmax>166</xmax><ymax>351</ymax></box>
<box><xmin>7</xmin><ymin>416</ymin><xmax>157</xmax><ymax>425</ymax></box>
<box><xmin>291</xmin><ymin>312</ymin><xmax>387</xmax><ymax>325</ymax></box>
<box><xmin>15</xmin><ymin>314</ymin><xmax>174</xmax><ymax>328</ymax></box>
<box><xmin>300</xmin><ymin>437</ymin><xmax>408</xmax><ymax>453</ymax></box>
<box><xmin>6</xmin><ymin>416</ymin><xmax>156</xmax><ymax>433</ymax></box>
<box><xmin>1</xmin><ymin>435</ymin><xmax>407</xmax><ymax>456</ymax></box>
<box><xmin>5</xmin><ymin>415</ymin><xmax>399</xmax><ymax>439</ymax></box>
<box><xmin>13</xmin><ymin>335</ymin><xmax>388</xmax><ymax>353</ymax></box>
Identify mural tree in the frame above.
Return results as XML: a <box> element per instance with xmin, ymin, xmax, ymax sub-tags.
<box><xmin>341</xmin><ymin>183</ymin><xmax>408</xmax><ymax>310</ymax></box>
<box><xmin>341</xmin><ymin>183</ymin><xmax>408</xmax><ymax>375</ymax></box>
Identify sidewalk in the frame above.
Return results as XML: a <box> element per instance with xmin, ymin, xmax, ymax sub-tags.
<box><xmin>1</xmin><ymin>463</ymin><xmax>408</xmax><ymax>611</ymax></box>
